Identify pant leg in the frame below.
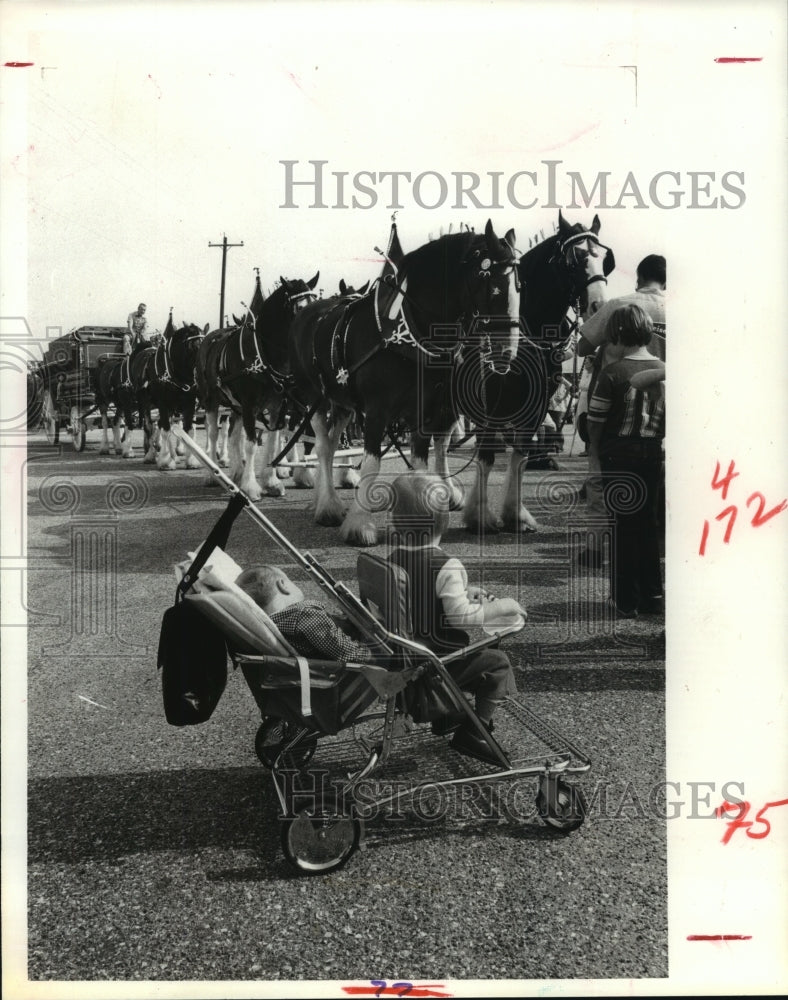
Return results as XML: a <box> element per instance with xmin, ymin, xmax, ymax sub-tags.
<box><xmin>602</xmin><ymin>442</ymin><xmax>663</xmax><ymax>611</ymax></box>
<box><xmin>448</xmin><ymin>648</ymin><xmax>517</xmax><ymax>722</ymax></box>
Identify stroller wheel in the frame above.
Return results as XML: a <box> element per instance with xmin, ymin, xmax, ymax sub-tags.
<box><xmin>536</xmin><ymin>777</ymin><xmax>586</xmax><ymax>833</ymax></box>
<box><xmin>255</xmin><ymin>717</ymin><xmax>318</xmax><ymax>770</ymax></box>
<box><xmin>281</xmin><ymin>792</ymin><xmax>362</xmax><ymax>875</ymax></box>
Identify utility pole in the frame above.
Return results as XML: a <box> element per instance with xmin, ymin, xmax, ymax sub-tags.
<box><xmin>208</xmin><ymin>235</ymin><xmax>244</xmax><ymax>329</ymax></box>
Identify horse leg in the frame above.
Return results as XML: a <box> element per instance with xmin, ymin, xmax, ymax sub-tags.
<box><xmin>500</xmin><ymin>446</ymin><xmax>538</xmax><ymax>532</ymax></box>
<box><xmin>112</xmin><ymin>410</ymin><xmax>124</xmax><ymax>456</ymax></box>
<box><xmin>99</xmin><ymin>409</ymin><xmax>111</xmax><ymax>455</ymax></box>
<box><xmin>142</xmin><ymin>407</ymin><xmax>157</xmax><ymax>463</ymax></box>
<box><xmin>312</xmin><ymin>410</ymin><xmax>347</xmax><ymax>526</ymax></box>
<box><xmin>335</xmin><ymin>419</ymin><xmax>360</xmax><ymax>489</ymax></box>
<box><xmin>258</xmin><ymin>422</ymin><xmax>286</xmax><ymax>497</ymax></box>
<box><xmin>217</xmin><ymin>414</ymin><xmax>230</xmax><ymax>466</ymax></box>
<box><xmin>227</xmin><ymin>415</ymin><xmax>244</xmax><ymax>485</ymax></box>
<box><xmin>274</xmin><ymin>430</ymin><xmax>292</xmax><ymax>479</ymax></box>
<box><xmin>340</xmin><ymin>412</ymin><xmax>384</xmax><ymax>547</ymax></box>
<box><xmin>238</xmin><ymin>409</ymin><xmax>263</xmax><ymax>501</ymax></box>
<box><xmin>432</xmin><ymin>432</ymin><xmax>464</xmax><ymax>510</ymax></box>
<box><xmin>463</xmin><ymin>428</ymin><xmax>502</xmax><ymax>533</ymax></box>
<box><xmin>292</xmin><ymin>437</ymin><xmax>315</xmax><ymax>489</ymax></box>
<box><xmin>183</xmin><ymin>402</ymin><xmax>201</xmax><ymax>469</ymax></box>
<box><xmin>121</xmin><ymin>400</ymin><xmax>135</xmax><ymax>459</ymax></box>
<box><xmin>156</xmin><ymin>410</ymin><xmax>177</xmax><ymax>470</ymax></box>
<box><xmin>409</xmin><ymin>429</ymin><xmax>430</xmax><ymax>471</ymax></box>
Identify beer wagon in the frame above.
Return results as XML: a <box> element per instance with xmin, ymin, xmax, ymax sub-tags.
<box><xmin>35</xmin><ymin>326</ymin><xmax>128</xmax><ymax>450</ymax></box>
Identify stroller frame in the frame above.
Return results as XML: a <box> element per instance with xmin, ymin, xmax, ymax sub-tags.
<box><xmin>171</xmin><ymin>426</ymin><xmax>592</xmax><ymax>875</ymax></box>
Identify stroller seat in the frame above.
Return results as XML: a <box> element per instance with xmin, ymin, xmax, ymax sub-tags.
<box><xmin>174</xmin><ymin>545</ymin><xmax>409</xmax><ymax>736</ymax></box>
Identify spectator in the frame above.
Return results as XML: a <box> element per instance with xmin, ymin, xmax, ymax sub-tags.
<box><xmin>586</xmin><ymin>303</ymin><xmax>665</xmax><ymax>616</ymax></box>
<box><xmin>572</xmin><ymin>255</ymin><xmax>665</xmax><ymax>568</ymax></box>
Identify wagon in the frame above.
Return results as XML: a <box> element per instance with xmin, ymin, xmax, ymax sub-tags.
<box><xmin>35</xmin><ymin>327</ymin><xmax>128</xmax><ymax>450</ymax></box>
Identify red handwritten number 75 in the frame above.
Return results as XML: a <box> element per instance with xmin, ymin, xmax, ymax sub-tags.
<box><xmin>716</xmin><ymin>799</ymin><xmax>788</xmax><ymax>843</ymax></box>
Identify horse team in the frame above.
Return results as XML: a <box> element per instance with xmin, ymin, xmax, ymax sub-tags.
<box><xmin>94</xmin><ymin>211</ymin><xmax>615</xmax><ymax>545</ymax></box>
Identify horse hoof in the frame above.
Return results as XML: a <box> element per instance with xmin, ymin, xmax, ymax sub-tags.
<box><xmin>293</xmin><ymin>472</ymin><xmax>315</xmax><ymax>490</ymax></box>
<box><xmin>340</xmin><ymin>521</ymin><xmax>379</xmax><ymax>547</ymax></box>
<box><xmin>314</xmin><ymin>507</ymin><xmax>346</xmax><ymax>527</ymax></box>
<box><xmin>186</xmin><ymin>459</ymin><xmax>201</xmax><ymax>470</ymax></box>
<box><xmin>337</xmin><ymin>470</ymin><xmax>361</xmax><ymax>490</ymax></box>
<box><xmin>276</xmin><ymin>467</ymin><xmax>291</xmax><ymax>480</ymax></box>
<box><xmin>264</xmin><ymin>484</ymin><xmax>286</xmax><ymax>498</ymax></box>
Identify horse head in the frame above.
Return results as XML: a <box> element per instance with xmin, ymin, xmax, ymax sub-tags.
<box><xmin>338</xmin><ymin>278</ymin><xmax>371</xmax><ymax>298</ymax></box>
<box><xmin>398</xmin><ymin>220</ymin><xmax>521</xmax><ymax>375</ymax></box>
<box><xmin>164</xmin><ymin>322</ymin><xmax>207</xmax><ymax>383</ymax></box>
<box><xmin>548</xmin><ymin>210</ymin><xmax>615</xmax><ymax>317</ymax></box>
<box><xmin>279</xmin><ymin>271</ymin><xmax>320</xmax><ymax>315</ymax></box>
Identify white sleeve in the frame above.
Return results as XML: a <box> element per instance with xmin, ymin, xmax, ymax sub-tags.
<box><xmin>435</xmin><ymin>558</ymin><xmax>485</xmax><ymax>627</ymax></box>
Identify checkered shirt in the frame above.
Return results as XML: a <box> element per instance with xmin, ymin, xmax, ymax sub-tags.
<box><xmin>269</xmin><ymin>601</ymin><xmax>375</xmax><ymax>663</ymax></box>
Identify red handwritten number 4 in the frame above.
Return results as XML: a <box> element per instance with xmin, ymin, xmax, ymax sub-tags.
<box><xmin>699</xmin><ymin>460</ymin><xmax>787</xmax><ymax>555</ymax></box>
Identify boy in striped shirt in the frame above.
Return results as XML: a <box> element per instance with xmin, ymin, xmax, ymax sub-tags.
<box><xmin>587</xmin><ymin>303</ymin><xmax>665</xmax><ymax>617</ymax></box>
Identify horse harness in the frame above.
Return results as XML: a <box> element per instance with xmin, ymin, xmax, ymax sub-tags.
<box><xmin>323</xmin><ymin>246</ymin><xmax>519</xmax><ymax>397</ymax></box>
<box><xmin>153</xmin><ymin>331</ymin><xmax>203</xmax><ymax>393</ymax></box>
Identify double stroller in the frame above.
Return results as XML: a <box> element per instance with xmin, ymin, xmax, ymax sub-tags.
<box><xmin>165</xmin><ymin>427</ymin><xmax>591</xmax><ymax>875</ymax></box>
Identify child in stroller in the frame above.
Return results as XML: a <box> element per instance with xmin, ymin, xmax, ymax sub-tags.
<box><xmin>387</xmin><ymin>471</ymin><xmax>526</xmax><ymax>765</ymax></box>
<box><xmin>236</xmin><ymin>565</ymin><xmax>379</xmax><ymax>663</ymax></box>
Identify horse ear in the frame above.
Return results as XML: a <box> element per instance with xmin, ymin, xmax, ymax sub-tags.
<box><xmin>558</xmin><ymin>210</ymin><xmax>570</xmax><ymax>235</ymax></box>
<box><xmin>484</xmin><ymin>219</ymin><xmax>500</xmax><ymax>251</ymax></box>
<box><xmin>339</xmin><ymin>278</ymin><xmax>347</xmax><ymax>294</ymax></box>
<box><xmin>504</xmin><ymin>228</ymin><xmax>517</xmax><ymax>251</ymax></box>
<box><xmin>603</xmin><ymin>248</ymin><xmax>615</xmax><ymax>276</ymax></box>
<box><xmin>359</xmin><ymin>280</ymin><xmax>370</xmax><ymax>295</ymax></box>
<box><xmin>308</xmin><ymin>271</ymin><xmax>320</xmax><ymax>290</ymax></box>
<box><xmin>279</xmin><ymin>275</ymin><xmax>288</xmax><ymax>290</ymax></box>
<box><xmin>591</xmin><ymin>214</ymin><xmax>601</xmax><ymax>235</ymax></box>
<box><xmin>203</xmin><ymin>322</ymin><xmax>210</xmax><ymax>335</ymax></box>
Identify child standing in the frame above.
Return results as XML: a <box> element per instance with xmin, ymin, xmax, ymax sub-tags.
<box><xmin>586</xmin><ymin>303</ymin><xmax>666</xmax><ymax>616</ymax></box>
<box><xmin>387</xmin><ymin>472</ymin><xmax>526</xmax><ymax>765</ymax></box>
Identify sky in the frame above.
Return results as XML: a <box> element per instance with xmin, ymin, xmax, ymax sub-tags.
<box><xmin>2</xmin><ymin>1</ymin><xmax>711</xmax><ymax>343</ymax></box>
<box><xmin>2</xmin><ymin>2</ymin><xmax>787</xmax><ymax>996</ymax></box>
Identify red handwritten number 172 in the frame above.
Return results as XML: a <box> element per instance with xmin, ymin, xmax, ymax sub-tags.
<box><xmin>699</xmin><ymin>460</ymin><xmax>787</xmax><ymax>556</ymax></box>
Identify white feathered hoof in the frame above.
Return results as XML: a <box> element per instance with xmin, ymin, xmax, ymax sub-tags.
<box><xmin>122</xmin><ymin>449</ymin><xmax>135</xmax><ymax>459</ymax></box>
<box><xmin>293</xmin><ymin>467</ymin><xmax>315</xmax><ymax>489</ymax></box>
<box><xmin>276</xmin><ymin>465</ymin><xmax>291</xmax><ymax>480</ymax></box>
<box><xmin>340</xmin><ymin>517</ymin><xmax>380</xmax><ymax>547</ymax></box>
<box><xmin>336</xmin><ymin>467</ymin><xmax>360</xmax><ymax>490</ymax></box>
<box><xmin>314</xmin><ymin>496</ymin><xmax>346</xmax><ymax>527</ymax></box>
<box><xmin>99</xmin><ymin>445</ymin><xmax>110</xmax><ymax>456</ymax></box>
<box><xmin>502</xmin><ymin>508</ymin><xmax>539</xmax><ymax>533</ymax></box>
<box><xmin>186</xmin><ymin>455</ymin><xmax>201</xmax><ymax>470</ymax></box>
<box><xmin>463</xmin><ymin>510</ymin><xmax>503</xmax><ymax>534</ymax></box>
<box><xmin>158</xmin><ymin>458</ymin><xmax>177</xmax><ymax>471</ymax></box>
<box><xmin>240</xmin><ymin>481</ymin><xmax>263</xmax><ymax>501</ymax></box>
<box><xmin>264</xmin><ymin>481</ymin><xmax>286</xmax><ymax>497</ymax></box>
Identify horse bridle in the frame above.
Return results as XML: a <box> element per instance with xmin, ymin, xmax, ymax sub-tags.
<box><xmin>465</xmin><ymin>248</ymin><xmax>522</xmax><ymax>373</ymax></box>
<box><xmin>551</xmin><ymin>230</ymin><xmax>613</xmax><ymax>293</ymax></box>
<box><xmin>155</xmin><ymin>329</ymin><xmax>203</xmax><ymax>392</ymax></box>
<box><xmin>237</xmin><ymin>285</ymin><xmax>316</xmax><ymax>387</ymax></box>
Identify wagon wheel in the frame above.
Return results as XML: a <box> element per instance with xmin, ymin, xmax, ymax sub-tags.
<box><xmin>42</xmin><ymin>391</ymin><xmax>60</xmax><ymax>445</ymax></box>
<box><xmin>280</xmin><ymin>790</ymin><xmax>362</xmax><ymax>875</ymax></box>
<box><xmin>70</xmin><ymin>406</ymin><xmax>87</xmax><ymax>452</ymax></box>
<box><xmin>536</xmin><ymin>776</ymin><xmax>587</xmax><ymax>833</ymax></box>
<box><xmin>254</xmin><ymin>717</ymin><xmax>318</xmax><ymax>770</ymax></box>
